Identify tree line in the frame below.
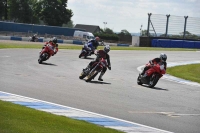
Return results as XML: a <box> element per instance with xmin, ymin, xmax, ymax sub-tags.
<box><xmin>0</xmin><ymin>0</ymin><xmax>73</xmax><ymax>27</ymax></box>
<box><xmin>0</xmin><ymin>0</ymin><xmax>133</xmax><ymax>42</ymax></box>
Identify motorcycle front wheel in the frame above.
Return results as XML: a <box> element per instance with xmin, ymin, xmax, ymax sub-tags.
<box><xmin>85</xmin><ymin>70</ymin><xmax>98</xmax><ymax>82</ymax></box>
<box><xmin>137</xmin><ymin>74</ymin><xmax>143</xmax><ymax>85</ymax></box>
<box><xmin>79</xmin><ymin>71</ymin><xmax>87</xmax><ymax>79</ymax></box>
<box><xmin>148</xmin><ymin>74</ymin><xmax>159</xmax><ymax>88</ymax></box>
<box><xmin>38</xmin><ymin>53</ymin><xmax>47</xmax><ymax>64</ymax></box>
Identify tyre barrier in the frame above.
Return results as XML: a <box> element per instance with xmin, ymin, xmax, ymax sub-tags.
<box><xmin>151</xmin><ymin>39</ymin><xmax>200</xmax><ymax>48</ymax></box>
<box><xmin>0</xmin><ymin>36</ymin><xmax>82</xmax><ymax>45</ymax></box>
<box><xmin>0</xmin><ymin>36</ymin><xmax>130</xmax><ymax>46</ymax></box>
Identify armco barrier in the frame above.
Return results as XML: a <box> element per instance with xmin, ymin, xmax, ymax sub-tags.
<box><xmin>10</xmin><ymin>36</ymin><xmax>22</xmax><ymax>41</ymax></box>
<box><xmin>151</xmin><ymin>39</ymin><xmax>200</xmax><ymax>48</ymax></box>
<box><xmin>117</xmin><ymin>44</ymin><xmax>129</xmax><ymax>47</ymax></box>
<box><xmin>72</xmin><ymin>40</ymin><xmax>83</xmax><ymax>45</ymax></box>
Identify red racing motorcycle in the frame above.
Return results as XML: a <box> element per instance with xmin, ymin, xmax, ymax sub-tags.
<box><xmin>79</xmin><ymin>58</ymin><xmax>107</xmax><ymax>82</ymax></box>
<box><xmin>38</xmin><ymin>44</ymin><xmax>55</xmax><ymax>64</ymax></box>
<box><xmin>137</xmin><ymin>63</ymin><xmax>166</xmax><ymax>88</ymax></box>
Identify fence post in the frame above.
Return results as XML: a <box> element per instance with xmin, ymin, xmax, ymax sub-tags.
<box><xmin>183</xmin><ymin>16</ymin><xmax>188</xmax><ymax>39</ymax></box>
<box><xmin>165</xmin><ymin>14</ymin><xmax>170</xmax><ymax>37</ymax></box>
<box><xmin>147</xmin><ymin>13</ymin><xmax>152</xmax><ymax>37</ymax></box>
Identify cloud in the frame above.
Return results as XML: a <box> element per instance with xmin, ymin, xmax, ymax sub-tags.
<box><xmin>68</xmin><ymin>0</ymin><xmax>200</xmax><ymax>32</ymax></box>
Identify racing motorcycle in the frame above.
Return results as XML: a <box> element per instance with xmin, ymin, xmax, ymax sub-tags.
<box><xmin>137</xmin><ymin>63</ymin><xmax>166</xmax><ymax>88</ymax></box>
<box><xmin>29</xmin><ymin>36</ymin><xmax>38</xmax><ymax>42</ymax></box>
<box><xmin>38</xmin><ymin>44</ymin><xmax>55</xmax><ymax>64</ymax></box>
<box><xmin>79</xmin><ymin>58</ymin><xmax>107</xmax><ymax>82</ymax></box>
<box><xmin>79</xmin><ymin>41</ymin><xmax>105</xmax><ymax>58</ymax></box>
<box><xmin>78</xmin><ymin>47</ymin><xmax>95</xmax><ymax>58</ymax></box>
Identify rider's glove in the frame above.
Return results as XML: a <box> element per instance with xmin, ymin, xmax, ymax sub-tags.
<box><xmin>108</xmin><ymin>66</ymin><xmax>111</xmax><ymax>70</ymax></box>
<box><xmin>149</xmin><ymin>60</ymin><xmax>153</xmax><ymax>65</ymax></box>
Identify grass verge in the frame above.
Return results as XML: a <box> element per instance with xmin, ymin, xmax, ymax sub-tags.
<box><xmin>167</xmin><ymin>64</ymin><xmax>200</xmax><ymax>83</ymax></box>
<box><xmin>0</xmin><ymin>100</ymin><xmax>123</xmax><ymax>133</ymax></box>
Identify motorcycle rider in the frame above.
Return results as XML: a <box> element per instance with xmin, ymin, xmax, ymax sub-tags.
<box><xmin>40</xmin><ymin>37</ymin><xmax>58</xmax><ymax>56</ymax></box>
<box><xmin>83</xmin><ymin>42</ymin><xmax>95</xmax><ymax>56</ymax></box>
<box><xmin>31</xmin><ymin>34</ymin><xmax>38</xmax><ymax>42</ymax></box>
<box><xmin>141</xmin><ymin>53</ymin><xmax>167</xmax><ymax>77</ymax></box>
<box><xmin>88</xmin><ymin>36</ymin><xmax>100</xmax><ymax>49</ymax></box>
<box><xmin>84</xmin><ymin>45</ymin><xmax>111</xmax><ymax>81</ymax></box>
<box><xmin>83</xmin><ymin>36</ymin><xmax>100</xmax><ymax>56</ymax></box>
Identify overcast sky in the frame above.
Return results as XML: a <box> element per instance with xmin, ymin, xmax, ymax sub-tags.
<box><xmin>68</xmin><ymin>0</ymin><xmax>200</xmax><ymax>33</ymax></box>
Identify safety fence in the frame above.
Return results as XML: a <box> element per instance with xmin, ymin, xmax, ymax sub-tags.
<box><xmin>146</xmin><ymin>13</ymin><xmax>200</xmax><ymax>40</ymax></box>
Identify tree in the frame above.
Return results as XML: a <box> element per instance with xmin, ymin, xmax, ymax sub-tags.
<box><xmin>62</xmin><ymin>20</ymin><xmax>74</xmax><ymax>28</ymax></box>
<box><xmin>104</xmin><ymin>28</ymin><xmax>114</xmax><ymax>34</ymax></box>
<box><xmin>8</xmin><ymin>0</ymin><xmax>38</xmax><ymax>23</ymax></box>
<box><xmin>0</xmin><ymin>0</ymin><xmax>7</xmax><ymax>20</ymax></box>
<box><xmin>119</xmin><ymin>29</ymin><xmax>131</xmax><ymax>36</ymax></box>
<box><xmin>34</xmin><ymin>0</ymin><xmax>73</xmax><ymax>26</ymax></box>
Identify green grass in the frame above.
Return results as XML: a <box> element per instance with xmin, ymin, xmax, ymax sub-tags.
<box><xmin>0</xmin><ymin>41</ymin><xmax>197</xmax><ymax>51</ymax></box>
<box><xmin>167</xmin><ymin>64</ymin><xmax>200</xmax><ymax>83</ymax></box>
<box><xmin>0</xmin><ymin>100</ymin><xmax>123</xmax><ymax>133</ymax></box>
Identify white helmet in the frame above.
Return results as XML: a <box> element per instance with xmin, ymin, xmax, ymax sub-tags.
<box><xmin>104</xmin><ymin>45</ymin><xmax>110</xmax><ymax>53</ymax></box>
<box><xmin>160</xmin><ymin>53</ymin><xmax>167</xmax><ymax>62</ymax></box>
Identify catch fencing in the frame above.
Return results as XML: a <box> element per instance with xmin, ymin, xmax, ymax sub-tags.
<box><xmin>146</xmin><ymin>13</ymin><xmax>200</xmax><ymax>40</ymax></box>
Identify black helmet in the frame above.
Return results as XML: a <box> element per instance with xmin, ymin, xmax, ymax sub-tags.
<box><xmin>51</xmin><ymin>37</ymin><xmax>57</xmax><ymax>44</ymax></box>
<box><xmin>160</xmin><ymin>53</ymin><xmax>167</xmax><ymax>62</ymax></box>
<box><xmin>104</xmin><ymin>45</ymin><xmax>110</xmax><ymax>53</ymax></box>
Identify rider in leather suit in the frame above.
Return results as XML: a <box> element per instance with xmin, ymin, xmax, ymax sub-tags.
<box><xmin>141</xmin><ymin>53</ymin><xmax>167</xmax><ymax>77</ymax></box>
<box><xmin>85</xmin><ymin>45</ymin><xmax>111</xmax><ymax>81</ymax></box>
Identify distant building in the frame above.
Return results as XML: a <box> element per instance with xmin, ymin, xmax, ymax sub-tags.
<box><xmin>74</xmin><ymin>24</ymin><xmax>100</xmax><ymax>33</ymax></box>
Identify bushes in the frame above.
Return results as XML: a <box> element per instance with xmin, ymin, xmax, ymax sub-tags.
<box><xmin>94</xmin><ymin>33</ymin><xmax>119</xmax><ymax>41</ymax></box>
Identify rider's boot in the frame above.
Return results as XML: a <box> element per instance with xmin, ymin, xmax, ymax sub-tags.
<box><xmin>88</xmin><ymin>51</ymin><xmax>92</xmax><ymax>56</ymax></box>
<box><xmin>83</xmin><ymin>64</ymin><xmax>91</xmax><ymax>72</ymax></box>
<box><xmin>98</xmin><ymin>72</ymin><xmax>105</xmax><ymax>81</ymax></box>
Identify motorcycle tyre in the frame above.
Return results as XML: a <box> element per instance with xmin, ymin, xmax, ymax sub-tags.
<box><xmin>38</xmin><ymin>53</ymin><xmax>46</xmax><ymax>64</ymax></box>
<box><xmin>79</xmin><ymin>72</ymin><xmax>87</xmax><ymax>79</ymax></box>
<box><xmin>79</xmin><ymin>50</ymin><xmax>86</xmax><ymax>58</ymax></box>
<box><xmin>137</xmin><ymin>74</ymin><xmax>143</xmax><ymax>85</ymax></box>
<box><xmin>85</xmin><ymin>71</ymin><xmax>98</xmax><ymax>82</ymax></box>
<box><xmin>148</xmin><ymin>75</ymin><xmax>159</xmax><ymax>88</ymax></box>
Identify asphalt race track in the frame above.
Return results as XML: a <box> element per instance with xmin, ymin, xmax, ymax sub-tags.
<box><xmin>0</xmin><ymin>49</ymin><xmax>200</xmax><ymax>133</ymax></box>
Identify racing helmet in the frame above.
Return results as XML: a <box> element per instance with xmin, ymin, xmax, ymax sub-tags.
<box><xmin>160</xmin><ymin>53</ymin><xmax>167</xmax><ymax>62</ymax></box>
<box><xmin>95</xmin><ymin>36</ymin><xmax>100</xmax><ymax>41</ymax></box>
<box><xmin>51</xmin><ymin>37</ymin><xmax>57</xmax><ymax>44</ymax></box>
<box><xmin>104</xmin><ymin>45</ymin><xmax>110</xmax><ymax>53</ymax></box>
